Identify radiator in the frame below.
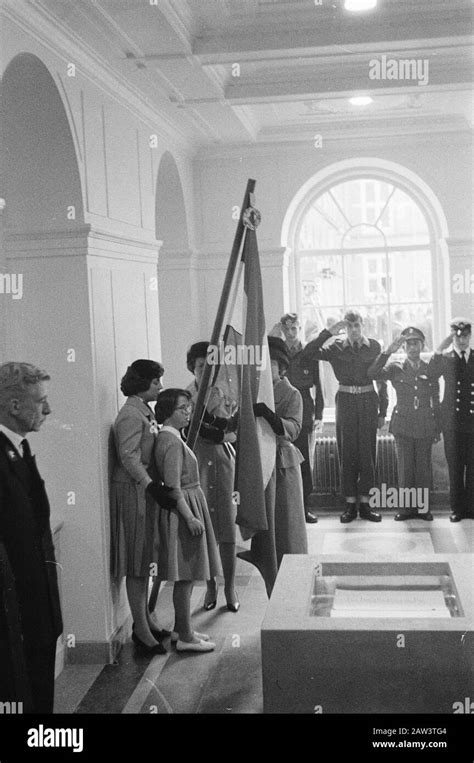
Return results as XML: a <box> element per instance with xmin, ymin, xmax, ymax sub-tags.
<box><xmin>312</xmin><ymin>435</ymin><xmax>398</xmax><ymax>494</ymax></box>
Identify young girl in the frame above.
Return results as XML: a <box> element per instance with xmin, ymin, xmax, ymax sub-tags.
<box><xmin>153</xmin><ymin>389</ymin><xmax>221</xmax><ymax>652</ymax></box>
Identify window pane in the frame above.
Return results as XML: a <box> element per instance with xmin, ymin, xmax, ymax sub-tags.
<box><xmin>379</xmin><ymin>188</ymin><xmax>430</xmax><ymax>246</ymax></box>
<box><xmin>299</xmin><ymin>254</ymin><xmax>343</xmax><ymax>308</ymax></box>
<box><xmin>343</xmin><ymin>251</ymin><xmax>390</xmax><ymax>305</ymax></box>
<box><xmin>388</xmin><ymin>250</ymin><xmax>432</xmax><ymax>302</ymax></box>
<box><xmin>342</xmin><ymin>223</ymin><xmax>386</xmax><ymax>249</ymax></box>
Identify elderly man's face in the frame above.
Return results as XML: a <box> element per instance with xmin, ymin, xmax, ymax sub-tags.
<box><xmin>12</xmin><ymin>381</ymin><xmax>51</xmax><ymax>434</ymax></box>
<box><xmin>281</xmin><ymin>321</ymin><xmax>300</xmax><ymax>345</ymax></box>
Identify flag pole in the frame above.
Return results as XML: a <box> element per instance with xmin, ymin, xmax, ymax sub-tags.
<box><xmin>186</xmin><ymin>178</ymin><xmax>256</xmax><ymax>451</ymax></box>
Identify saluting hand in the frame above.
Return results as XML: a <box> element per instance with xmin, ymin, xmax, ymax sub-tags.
<box><xmin>328</xmin><ymin>319</ymin><xmax>346</xmax><ymax>336</ymax></box>
<box><xmin>386</xmin><ymin>335</ymin><xmax>405</xmax><ymax>355</ymax></box>
<box><xmin>436</xmin><ymin>335</ymin><xmax>453</xmax><ymax>353</ymax></box>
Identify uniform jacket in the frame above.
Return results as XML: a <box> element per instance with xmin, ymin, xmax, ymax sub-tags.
<box><xmin>367</xmin><ymin>355</ymin><xmax>440</xmax><ymax>439</ymax></box>
<box><xmin>302</xmin><ymin>328</ymin><xmax>388</xmax><ymax>417</ymax></box>
<box><xmin>285</xmin><ymin>341</ymin><xmax>324</xmax><ymax>426</ymax></box>
<box><xmin>274</xmin><ymin>377</ymin><xmax>304</xmax><ymax>469</ymax></box>
<box><xmin>427</xmin><ymin>350</ymin><xmax>474</xmax><ymax>433</ymax></box>
<box><xmin>0</xmin><ymin>432</ymin><xmax>62</xmax><ymax>649</ymax></box>
<box><xmin>112</xmin><ymin>396</ymin><xmax>157</xmax><ymax>485</ymax></box>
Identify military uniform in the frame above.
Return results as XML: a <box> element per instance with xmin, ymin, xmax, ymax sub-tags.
<box><xmin>427</xmin><ymin>325</ymin><xmax>474</xmax><ymax>520</ymax></box>
<box><xmin>285</xmin><ymin>341</ymin><xmax>324</xmax><ymax>504</ymax></box>
<box><xmin>302</xmin><ymin>329</ymin><xmax>388</xmax><ymax>514</ymax></box>
<box><xmin>368</xmin><ymin>338</ymin><xmax>440</xmax><ymax>518</ymax></box>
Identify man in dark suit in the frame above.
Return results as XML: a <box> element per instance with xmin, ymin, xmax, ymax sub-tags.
<box><xmin>271</xmin><ymin>313</ymin><xmax>324</xmax><ymax>523</ymax></box>
<box><xmin>427</xmin><ymin>319</ymin><xmax>474</xmax><ymax>522</ymax></box>
<box><xmin>0</xmin><ymin>362</ymin><xmax>62</xmax><ymax>712</ymax></box>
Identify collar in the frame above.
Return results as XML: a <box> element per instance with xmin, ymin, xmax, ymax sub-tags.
<box><xmin>342</xmin><ymin>336</ymin><xmax>370</xmax><ymax>349</ymax></box>
<box><xmin>0</xmin><ymin>424</ymin><xmax>27</xmax><ymax>456</ymax></box>
<box><xmin>453</xmin><ymin>347</ymin><xmax>471</xmax><ymax>361</ymax></box>
<box><xmin>286</xmin><ymin>341</ymin><xmax>303</xmax><ymax>356</ymax></box>
<box><xmin>159</xmin><ymin>425</ymin><xmax>182</xmax><ymax>439</ymax></box>
<box><xmin>126</xmin><ymin>395</ymin><xmax>155</xmax><ymax>417</ymax></box>
<box><xmin>406</xmin><ymin>358</ymin><xmax>423</xmax><ymax>370</ymax></box>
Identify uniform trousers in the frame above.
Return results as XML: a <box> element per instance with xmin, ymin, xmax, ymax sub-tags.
<box><xmin>335</xmin><ymin>391</ymin><xmax>378</xmax><ymax>497</ymax></box>
<box><xmin>443</xmin><ymin>429</ymin><xmax>474</xmax><ymax>514</ymax></box>
<box><xmin>293</xmin><ymin>425</ymin><xmax>313</xmax><ymax>502</ymax></box>
<box><xmin>394</xmin><ymin>435</ymin><xmax>433</xmax><ymax>491</ymax></box>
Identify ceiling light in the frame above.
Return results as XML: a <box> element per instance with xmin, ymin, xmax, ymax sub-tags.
<box><xmin>349</xmin><ymin>95</ymin><xmax>373</xmax><ymax>106</ymax></box>
<box><xmin>344</xmin><ymin>0</ymin><xmax>377</xmax><ymax>11</ymax></box>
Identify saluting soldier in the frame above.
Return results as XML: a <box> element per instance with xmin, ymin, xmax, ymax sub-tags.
<box><xmin>270</xmin><ymin>313</ymin><xmax>324</xmax><ymax>523</ymax></box>
<box><xmin>302</xmin><ymin>311</ymin><xmax>388</xmax><ymax>523</ymax></box>
<box><xmin>427</xmin><ymin>318</ymin><xmax>474</xmax><ymax>522</ymax></box>
<box><xmin>367</xmin><ymin>327</ymin><xmax>441</xmax><ymax>521</ymax></box>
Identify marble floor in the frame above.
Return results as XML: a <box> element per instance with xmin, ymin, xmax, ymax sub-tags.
<box><xmin>54</xmin><ymin>510</ymin><xmax>474</xmax><ymax>715</ymax></box>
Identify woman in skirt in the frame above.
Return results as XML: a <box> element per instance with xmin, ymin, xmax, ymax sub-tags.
<box><xmin>153</xmin><ymin>388</ymin><xmax>221</xmax><ymax>652</ymax></box>
<box><xmin>111</xmin><ymin>359</ymin><xmax>176</xmax><ymax>655</ymax></box>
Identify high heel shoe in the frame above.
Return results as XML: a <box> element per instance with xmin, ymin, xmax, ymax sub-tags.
<box><xmin>225</xmin><ymin>589</ymin><xmax>240</xmax><ymax>612</ymax></box>
<box><xmin>150</xmin><ymin>627</ymin><xmax>171</xmax><ymax>640</ymax></box>
<box><xmin>133</xmin><ymin>622</ymin><xmax>171</xmax><ymax>641</ymax></box>
<box><xmin>203</xmin><ymin>586</ymin><xmax>218</xmax><ymax>611</ymax></box>
<box><xmin>131</xmin><ymin>630</ymin><xmax>166</xmax><ymax>655</ymax></box>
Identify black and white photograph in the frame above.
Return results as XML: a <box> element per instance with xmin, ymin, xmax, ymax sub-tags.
<box><xmin>0</xmin><ymin>0</ymin><xmax>473</xmax><ymax>755</ymax></box>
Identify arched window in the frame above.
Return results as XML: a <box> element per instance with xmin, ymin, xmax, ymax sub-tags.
<box><xmin>291</xmin><ymin>174</ymin><xmax>444</xmax><ymax>414</ymax></box>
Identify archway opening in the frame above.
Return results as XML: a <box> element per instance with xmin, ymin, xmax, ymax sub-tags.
<box><xmin>1</xmin><ymin>53</ymin><xmax>84</xmax><ymax>232</ymax></box>
<box><xmin>155</xmin><ymin>151</ymin><xmax>188</xmax><ymax>250</ymax></box>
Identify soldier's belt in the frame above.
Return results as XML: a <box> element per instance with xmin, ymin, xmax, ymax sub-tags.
<box><xmin>338</xmin><ymin>385</ymin><xmax>374</xmax><ymax>394</ymax></box>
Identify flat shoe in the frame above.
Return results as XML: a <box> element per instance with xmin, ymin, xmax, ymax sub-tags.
<box><xmin>170</xmin><ymin>630</ymin><xmax>210</xmax><ymax>643</ymax></box>
<box><xmin>226</xmin><ymin>600</ymin><xmax>240</xmax><ymax>612</ymax></box>
<box><xmin>176</xmin><ymin>639</ymin><xmax>215</xmax><ymax>653</ymax></box>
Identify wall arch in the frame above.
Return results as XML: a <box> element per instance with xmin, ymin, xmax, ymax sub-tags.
<box><xmin>155</xmin><ymin>151</ymin><xmax>189</xmax><ymax>250</ymax></box>
<box><xmin>1</xmin><ymin>52</ymin><xmax>84</xmax><ymax>232</ymax></box>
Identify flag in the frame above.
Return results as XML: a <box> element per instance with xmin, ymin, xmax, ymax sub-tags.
<box><xmin>212</xmin><ymin>225</ymin><xmax>276</xmax><ymax>537</ymax></box>
<box><xmin>207</xmin><ymin>220</ymin><xmax>280</xmax><ymax>596</ymax></box>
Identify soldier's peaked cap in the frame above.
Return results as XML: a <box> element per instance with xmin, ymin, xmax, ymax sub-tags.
<box><xmin>450</xmin><ymin>317</ymin><xmax>471</xmax><ymax>336</ymax></box>
<box><xmin>400</xmin><ymin>326</ymin><xmax>425</xmax><ymax>342</ymax></box>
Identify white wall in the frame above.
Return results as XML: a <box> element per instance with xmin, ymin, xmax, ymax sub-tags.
<box><xmin>1</xmin><ymin>9</ymin><xmax>195</xmax><ymax>655</ymax></box>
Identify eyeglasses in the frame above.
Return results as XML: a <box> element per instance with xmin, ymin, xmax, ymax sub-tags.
<box><xmin>175</xmin><ymin>404</ymin><xmax>192</xmax><ymax>412</ymax></box>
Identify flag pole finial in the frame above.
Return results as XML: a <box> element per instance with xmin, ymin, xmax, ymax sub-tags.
<box><xmin>243</xmin><ymin>205</ymin><xmax>261</xmax><ymax>230</ymax></box>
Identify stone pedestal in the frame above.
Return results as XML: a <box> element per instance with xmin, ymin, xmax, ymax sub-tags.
<box><xmin>262</xmin><ymin>554</ymin><xmax>473</xmax><ymax>713</ymax></box>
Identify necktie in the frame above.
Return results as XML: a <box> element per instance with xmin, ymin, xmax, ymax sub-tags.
<box><xmin>353</xmin><ymin>342</ymin><xmax>359</xmax><ymax>353</ymax></box>
<box><xmin>21</xmin><ymin>438</ymin><xmax>32</xmax><ymax>459</ymax></box>
<box><xmin>461</xmin><ymin>351</ymin><xmax>467</xmax><ymax>365</ymax></box>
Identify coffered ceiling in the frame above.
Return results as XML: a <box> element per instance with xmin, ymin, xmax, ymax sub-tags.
<box><xmin>7</xmin><ymin>0</ymin><xmax>474</xmax><ymax>148</ymax></box>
